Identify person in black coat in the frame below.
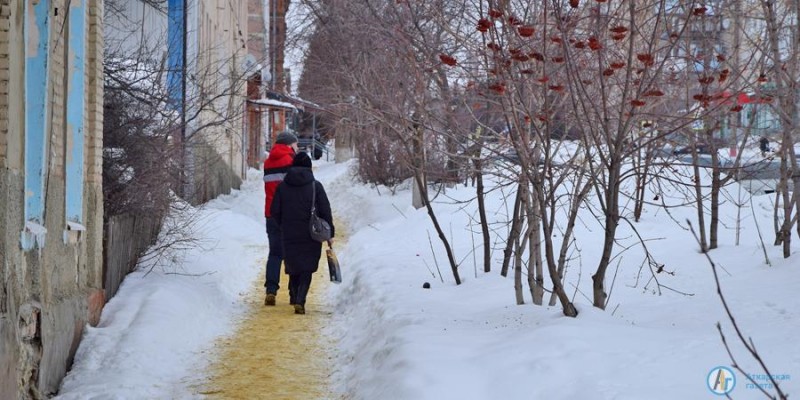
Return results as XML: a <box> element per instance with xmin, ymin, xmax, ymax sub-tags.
<box><xmin>759</xmin><ymin>136</ymin><xmax>770</xmax><ymax>156</ymax></box>
<box><xmin>270</xmin><ymin>152</ymin><xmax>335</xmax><ymax>314</ymax></box>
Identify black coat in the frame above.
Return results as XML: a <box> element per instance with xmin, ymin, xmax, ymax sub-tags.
<box><xmin>271</xmin><ymin>166</ymin><xmax>334</xmax><ymax>274</ymax></box>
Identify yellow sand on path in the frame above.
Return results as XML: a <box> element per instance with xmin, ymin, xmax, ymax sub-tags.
<box><xmin>200</xmin><ymin>221</ymin><xmax>347</xmax><ymax>400</ymax></box>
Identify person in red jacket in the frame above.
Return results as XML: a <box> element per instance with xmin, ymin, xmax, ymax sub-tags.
<box><xmin>263</xmin><ymin>131</ymin><xmax>298</xmax><ymax>306</ymax></box>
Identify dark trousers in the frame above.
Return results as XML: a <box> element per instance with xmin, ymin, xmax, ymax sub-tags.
<box><xmin>288</xmin><ymin>272</ymin><xmax>313</xmax><ymax>306</ymax></box>
<box><xmin>264</xmin><ymin>217</ymin><xmax>283</xmax><ymax>294</ymax></box>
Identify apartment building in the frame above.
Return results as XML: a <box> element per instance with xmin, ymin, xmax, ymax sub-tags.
<box><xmin>169</xmin><ymin>0</ymin><xmax>250</xmax><ymax>204</ymax></box>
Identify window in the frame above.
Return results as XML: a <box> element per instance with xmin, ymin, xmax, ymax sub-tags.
<box><xmin>22</xmin><ymin>0</ymin><xmax>50</xmax><ymax>250</ymax></box>
<box><xmin>65</xmin><ymin>1</ymin><xmax>86</xmax><ymax>230</ymax></box>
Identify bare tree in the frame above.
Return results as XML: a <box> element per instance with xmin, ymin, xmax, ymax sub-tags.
<box><xmin>689</xmin><ymin>220</ymin><xmax>789</xmax><ymax>400</ymax></box>
<box><xmin>296</xmin><ymin>0</ymin><xmax>469</xmax><ymax>284</ymax></box>
<box><xmin>294</xmin><ymin>0</ymin><xmax>798</xmax><ymax>316</ymax></box>
<box><xmin>103</xmin><ymin>0</ymin><xmax>258</xmax><ymax>275</ymax></box>
<box><xmin>541</xmin><ymin>0</ymin><xmax>728</xmax><ymax>308</ymax></box>
<box><xmin>759</xmin><ymin>0</ymin><xmax>800</xmax><ymax>258</ymax></box>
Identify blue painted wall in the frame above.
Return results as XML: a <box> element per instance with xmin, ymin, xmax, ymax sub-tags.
<box><xmin>65</xmin><ymin>0</ymin><xmax>86</xmax><ymax>223</ymax></box>
<box><xmin>24</xmin><ymin>0</ymin><xmax>50</xmax><ymax>226</ymax></box>
<box><xmin>167</xmin><ymin>0</ymin><xmax>184</xmax><ymax>111</ymax></box>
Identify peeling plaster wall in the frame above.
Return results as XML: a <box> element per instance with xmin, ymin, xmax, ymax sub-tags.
<box><xmin>0</xmin><ymin>0</ymin><xmax>104</xmax><ymax>398</ymax></box>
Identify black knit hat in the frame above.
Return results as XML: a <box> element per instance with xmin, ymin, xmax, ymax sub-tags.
<box><xmin>292</xmin><ymin>151</ymin><xmax>312</xmax><ymax>168</ymax></box>
<box><xmin>275</xmin><ymin>131</ymin><xmax>298</xmax><ymax>145</ymax></box>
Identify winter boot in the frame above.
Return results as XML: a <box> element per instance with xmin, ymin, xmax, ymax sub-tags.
<box><xmin>294</xmin><ymin>304</ymin><xmax>305</xmax><ymax>314</ymax></box>
<box><xmin>264</xmin><ymin>293</ymin><xmax>276</xmax><ymax>306</ymax></box>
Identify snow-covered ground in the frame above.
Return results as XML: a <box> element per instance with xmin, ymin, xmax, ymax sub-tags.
<box><xmin>55</xmin><ymin>171</ymin><xmax>269</xmax><ymax>399</ymax></box>
<box><xmin>325</xmin><ymin>156</ymin><xmax>798</xmax><ymax>400</ymax></box>
<box><xmin>57</xmin><ymin>154</ymin><xmax>798</xmax><ymax>399</ymax></box>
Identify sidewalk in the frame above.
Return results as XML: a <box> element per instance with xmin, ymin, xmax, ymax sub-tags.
<box><xmin>200</xmin><ymin>223</ymin><xmax>347</xmax><ymax>399</ymax></box>
<box><xmin>54</xmin><ymin>164</ymin><xmax>354</xmax><ymax>399</ymax></box>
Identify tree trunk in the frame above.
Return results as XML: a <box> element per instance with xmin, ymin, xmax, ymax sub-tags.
<box><xmin>514</xmin><ymin>231</ymin><xmax>526</xmax><ymax>305</ymax></box>
<box><xmin>543</xmin><ymin>222</ymin><xmax>578</xmax><ymax>317</ymax></box>
<box><xmin>778</xmin><ymin>154</ymin><xmax>793</xmax><ymax>258</ymax></box>
<box><xmin>633</xmin><ymin>143</ymin><xmax>648</xmax><ymax>222</ymax></box>
<box><xmin>692</xmin><ymin>157</ymin><xmax>709</xmax><ymax>253</ymax></box>
<box><xmin>412</xmin><ymin>123</ymin><xmax>425</xmax><ymax>209</ymax></box>
<box><xmin>408</xmin><ymin>118</ymin><xmax>461</xmax><ymax>284</ymax></box>
<box><xmin>445</xmin><ymin>134</ymin><xmax>458</xmax><ymax>183</ymax></box>
<box><xmin>501</xmin><ymin>186</ymin><xmax>524</xmax><ymax>277</ymax></box>
<box><xmin>528</xmin><ymin>188</ymin><xmax>544</xmax><ymax>305</ymax></box>
<box><xmin>515</xmin><ymin>181</ymin><xmax>533</xmax><ymax>305</ymax></box>
<box><xmin>592</xmin><ymin>163</ymin><xmax>621</xmax><ymax>309</ymax></box>
<box><xmin>633</xmin><ymin>171</ymin><xmax>646</xmax><ymax>222</ymax></box>
<box><xmin>710</xmin><ymin>150</ymin><xmax>721</xmax><ymax>250</ymax></box>
<box><xmin>414</xmin><ymin>171</ymin><xmax>462</xmax><ymax>285</ymax></box>
<box><xmin>761</xmin><ymin>0</ymin><xmax>799</xmax><ymax>258</ymax></box>
<box><xmin>474</xmin><ymin>157</ymin><xmax>492</xmax><ymax>273</ymax></box>
<box><xmin>549</xmin><ymin>180</ymin><xmax>591</xmax><ymax>309</ymax></box>
<box><xmin>795</xmin><ymin>0</ymin><xmax>800</xmax><ymax>244</ymax></box>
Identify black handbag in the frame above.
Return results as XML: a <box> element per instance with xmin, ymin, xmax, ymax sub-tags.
<box><xmin>309</xmin><ymin>181</ymin><xmax>332</xmax><ymax>242</ymax></box>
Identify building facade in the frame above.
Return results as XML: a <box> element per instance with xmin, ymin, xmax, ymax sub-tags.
<box><xmin>168</xmin><ymin>0</ymin><xmax>250</xmax><ymax>204</ymax></box>
<box><xmin>245</xmin><ymin>0</ymin><xmax>268</xmax><ymax>168</ymax></box>
<box><xmin>268</xmin><ymin>0</ymin><xmax>290</xmax><ymax>94</ymax></box>
<box><xmin>104</xmin><ymin>0</ymin><xmax>168</xmax><ymax>62</ymax></box>
<box><xmin>1</xmin><ymin>0</ymin><xmax>105</xmax><ymax>397</ymax></box>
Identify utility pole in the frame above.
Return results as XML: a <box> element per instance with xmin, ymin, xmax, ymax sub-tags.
<box><xmin>167</xmin><ymin>0</ymin><xmax>191</xmax><ymax>200</ymax></box>
<box><xmin>181</xmin><ymin>0</ymin><xmax>190</xmax><ymax>200</ymax></box>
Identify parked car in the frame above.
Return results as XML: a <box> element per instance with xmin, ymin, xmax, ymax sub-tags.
<box><xmin>673</xmin><ymin>143</ymin><xmax>712</xmax><ymax>155</ymax></box>
<box><xmin>676</xmin><ymin>153</ymin><xmax>714</xmax><ymax>167</ymax></box>
<box><xmin>651</xmin><ymin>144</ymin><xmax>677</xmax><ymax>158</ymax></box>
<box><xmin>297</xmin><ymin>137</ymin><xmax>326</xmax><ymax>160</ymax></box>
<box><xmin>738</xmin><ymin>158</ymin><xmax>783</xmax><ymax>180</ymax></box>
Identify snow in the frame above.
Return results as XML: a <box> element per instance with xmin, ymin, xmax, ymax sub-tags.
<box><xmin>21</xmin><ymin>220</ymin><xmax>48</xmax><ymax>251</ymax></box>
<box><xmin>249</xmin><ymin>98</ymin><xmax>298</xmax><ymax>110</ymax></box>
<box><xmin>57</xmin><ymin>154</ymin><xmax>799</xmax><ymax>399</ymax></box>
<box><xmin>55</xmin><ymin>170</ymin><xmax>268</xmax><ymax>399</ymax></box>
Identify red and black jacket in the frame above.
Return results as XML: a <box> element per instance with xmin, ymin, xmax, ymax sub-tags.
<box><xmin>263</xmin><ymin>144</ymin><xmax>295</xmax><ymax>217</ymax></box>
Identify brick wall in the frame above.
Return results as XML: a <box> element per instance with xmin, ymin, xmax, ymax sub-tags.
<box><xmin>86</xmin><ymin>0</ymin><xmax>103</xmax><ymax>185</ymax></box>
<box><xmin>49</xmin><ymin>0</ymin><xmax>66</xmax><ymax>177</ymax></box>
<box><xmin>247</xmin><ymin>0</ymin><xmax>265</xmax><ymax>63</ymax></box>
<box><xmin>0</xmin><ymin>1</ymin><xmax>9</xmax><ymax>167</ymax></box>
<box><xmin>82</xmin><ymin>0</ymin><xmax>103</xmax><ymax>297</ymax></box>
<box><xmin>0</xmin><ymin>3</ymin><xmax>9</xmax><ymax>398</ymax></box>
<box><xmin>268</xmin><ymin>0</ymin><xmax>289</xmax><ymax>93</ymax></box>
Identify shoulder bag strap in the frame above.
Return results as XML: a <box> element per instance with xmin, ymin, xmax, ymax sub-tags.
<box><xmin>310</xmin><ymin>180</ymin><xmax>317</xmax><ymax>216</ymax></box>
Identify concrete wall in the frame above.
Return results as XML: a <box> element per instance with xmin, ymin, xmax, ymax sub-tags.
<box><xmin>0</xmin><ymin>0</ymin><xmax>104</xmax><ymax>398</ymax></box>
<box><xmin>104</xmin><ymin>1</ymin><xmax>167</xmax><ymax>62</ymax></box>
<box><xmin>244</xmin><ymin>0</ymin><xmax>267</xmax><ymax>169</ymax></box>
<box><xmin>188</xmin><ymin>137</ymin><xmax>244</xmax><ymax>205</ymax></box>
<box><xmin>183</xmin><ymin>0</ymin><xmax>248</xmax><ymax>204</ymax></box>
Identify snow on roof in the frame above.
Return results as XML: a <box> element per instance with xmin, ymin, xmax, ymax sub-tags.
<box><xmin>263</xmin><ymin>91</ymin><xmax>327</xmax><ymax>112</ymax></box>
<box><xmin>249</xmin><ymin>98</ymin><xmax>298</xmax><ymax>110</ymax></box>
<box><xmin>287</xmin><ymin>96</ymin><xmax>324</xmax><ymax>110</ymax></box>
